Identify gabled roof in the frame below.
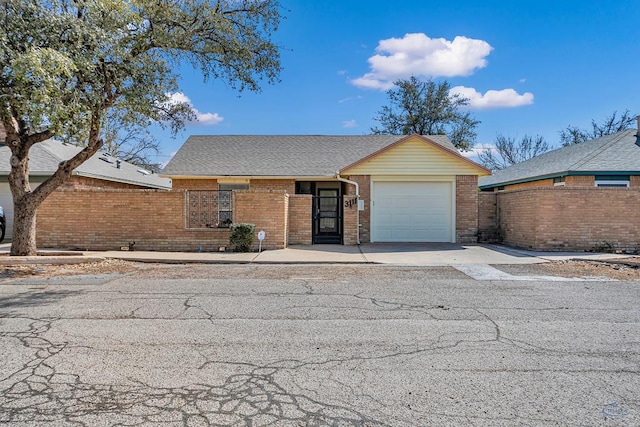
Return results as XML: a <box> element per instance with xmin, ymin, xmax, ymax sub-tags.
<box><xmin>479</xmin><ymin>129</ymin><xmax>640</xmax><ymax>189</ymax></box>
<box><xmin>0</xmin><ymin>139</ymin><xmax>172</xmax><ymax>190</ymax></box>
<box><xmin>162</xmin><ymin>134</ymin><xmax>474</xmax><ymax>177</ymax></box>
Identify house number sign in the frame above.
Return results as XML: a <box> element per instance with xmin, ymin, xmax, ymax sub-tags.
<box><xmin>344</xmin><ymin>197</ymin><xmax>358</xmax><ymax>209</ymax></box>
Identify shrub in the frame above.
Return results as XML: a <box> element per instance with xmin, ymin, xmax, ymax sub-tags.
<box><xmin>229</xmin><ymin>223</ymin><xmax>255</xmax><ymax>252</ymax></box>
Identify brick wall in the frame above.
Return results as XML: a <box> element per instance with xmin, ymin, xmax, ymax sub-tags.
<box><xmin>250</xmin><ymin>179</ymin><xmax>295</xmax><ymax>194</ymax></box>
<box><xmin>455</xmin><ymin>175</ymin><xmax>478</xmax><ymax>243</ymax></box>
<box><xmin>347</xmin><ymin>175</ymin><xmax>370</xmax><ymax>243</ymax></box>
<box><xmin>343</xmin><ymin>195</ymin><xmax>358</xmax><ymax>245</ymax></box>
<box><xmin>478</xmin><ymin>192</ymin><xmax>499</xmax><ymax>242</ymax></box>
<box><xmin>171</xmin><ymin>178</ymin><xmax>218</xmax><ymax>190</ymax></box>
<box><xmin>502</xmin><ymin>178</ymin><xmax>554</xmax><ymax>191</ymax></box>
<box><xmin>288</xmin><ymin>195</ymin><xmax>312</xmax><ymax>245</ymax></box>
<box><xmin>233</xmin><ymin>190</ymin><xmax>288</xmax><ymax>250</ymax></box>
<box><xmin>565</xmin><ymin>175</ymin><xmax>594</xmax><ymax>186</ymax></box>
<box><xmin>37</xmin><ymin>189</ymin><xmax>289</xmax><ymax>251</ymax></box>
<box><xmin>479</xmin><ymin>187</ymin><xmax>640</xmax><ymax>251</ymax></box>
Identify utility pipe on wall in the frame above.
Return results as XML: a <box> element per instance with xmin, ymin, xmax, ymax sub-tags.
<box><xmin>335</xmin><ymin>174</ymin><xmax>360</xmax><ymax>245</ymax></box>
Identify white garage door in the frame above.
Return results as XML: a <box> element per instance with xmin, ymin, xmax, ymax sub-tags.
<box><xmin>371</xmin><ymin>181</ymin><xmax>453</xmax><ymax>242</ymax></box>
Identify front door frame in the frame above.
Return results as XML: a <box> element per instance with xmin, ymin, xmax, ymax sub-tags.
<box><xmin>312</xmin><ymin>185</ymin><xmax>343</xmax><ymax>244</ymax></box>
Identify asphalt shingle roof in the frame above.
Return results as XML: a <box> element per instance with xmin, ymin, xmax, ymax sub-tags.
<box><xmin>479</xmin><ymin>129</ymin><xmax>640</xmax><ymax>188</ymax></box>
<box><xmin>162</xmin><ymin>134</ymin><xmax>457</xmax><ymax>177</ymax></box>
<box><xmin>0</xmin><ymin>139</ymin><xmax>172</xmax><ymax>189</ymax></box>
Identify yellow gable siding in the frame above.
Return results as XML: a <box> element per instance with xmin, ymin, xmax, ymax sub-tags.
<box><xmin>342</xmin><ymin>137</ymin><xmax>485</xmax><ymax>176</ymax></box>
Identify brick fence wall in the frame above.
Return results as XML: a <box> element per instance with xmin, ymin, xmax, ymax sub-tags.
<box><xmin>478</xmin><ymin>187</ymin><xmax>640</xmax><ymax>251</ymax></box>
<box><xmin>288</xmin><ymin>195</ymin><xmax>312</xmax><ymax>245</ymax></box>
<box><xmin>37</xmin><ymin>189</ymin><xmax>289</xmax><ymax>251</ymax></box>
<box><xmin>455</xmin><ymin>175</ymin><xmax>478</xmax><ymax>243</ymax></box>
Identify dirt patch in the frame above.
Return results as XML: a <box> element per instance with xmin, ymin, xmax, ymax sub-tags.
<box><xmin>496</xmin><ymin>258</ymin><xmax>640</xmax><ymax>280</ymax></box>
<box><xmin>0</xmin><ymin>258</ymin><xmax>141</xmax><ymax>278</ymax></box>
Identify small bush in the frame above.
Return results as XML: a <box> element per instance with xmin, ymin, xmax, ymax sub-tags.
<box><xmin>229</xmin><ymin>223</ymin><xmax>255</xmax><ymax>252</ymax></box>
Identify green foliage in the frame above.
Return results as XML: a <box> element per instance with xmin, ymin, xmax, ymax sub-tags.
<box><xmin>0</xmin><ymin>0</ymin><xmax>283</xmax><ymax>255</ymax></box>
<box><xmin>478</xmin><ymin>134</ymin><xmax>550</xmax><ymax>171</ymax></box>
<box><xmin>559</xmin><ymin>110</ymin><xmax>635</xmax><ymax>146</ymax></box>
<box><xmin>371</xmin><ymin>76</ymin><xmax>479</xmax><ymax>151</ymax></box>
<box><xmin>590</xmin><ymin>242</ymin><xmax>616</xmax><ymax>253</ymax></box>
<box><xmin>229</xmin><ymin>223</ymin><xmax>256</xmax><ymax>252</ymax></box>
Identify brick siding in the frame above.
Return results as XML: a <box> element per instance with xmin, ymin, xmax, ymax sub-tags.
<box><xmin>250</xmin><ymin>179</ymin><xmax>295</xmax><ymax>194</ymax></box>
<box><xmin>37</xmin><ymin>189</ymin><xmax>289</xmax><ymax>251</ymax></box>
<box><xmin>172</xmin><ymin>178</ymin><xmax>218</xmax><ymax>190</ymax></box>
<box><xmin>233</xmin><ymin>190</ymin><xmax>288</xmax><ymax>250</ymax></box>
<box><xmin>288</xmin><ymin>195</ymin><xmax>312</xmax><ymax>245</ymax></box>
<box><xmin>455</xmin><ymin>175</ymin><xmax>479</xmax><ymax>243</ymax></box>
<box><xmin>478</xmin><ymin>187</ymin><xmax>640</xmax><ymax>251</ymax></box>
<box><xmin>478</xmin><ymin>192</ymin><xmax>499</xmax><ymax>242</ymax></box>
<box><xmin>346</xmin><ymin>175</ymin><xmax>370</xmax><ymax>243</ymax></box>
<box><xmin>565</xmin><ymin>175</ymin><xmax>594</xmax><ymax>186</ymax></box>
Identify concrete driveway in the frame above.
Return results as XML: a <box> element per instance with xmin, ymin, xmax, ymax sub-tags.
<box><xmin>1</xmin><ymin>263</ymin><xmax>638</xmax><ymax>425</ymax></box>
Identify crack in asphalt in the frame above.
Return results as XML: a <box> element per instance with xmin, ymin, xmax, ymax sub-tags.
<box><xmin>1</xmin><ymin>269</ymin><xmax>637</xmax><ymax>426</ymax></box>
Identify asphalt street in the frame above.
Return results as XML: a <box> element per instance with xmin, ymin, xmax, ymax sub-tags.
<box><xmin>0</xmin><ymin>264</ymin><xmax>638</xmax><ymax>426</ymax></box>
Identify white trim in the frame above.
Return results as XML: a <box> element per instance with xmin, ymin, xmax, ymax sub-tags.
<box><xmin>595</xmin><ymin>179</ymin><xmax>629</xmax><ymax>188</ymax></box>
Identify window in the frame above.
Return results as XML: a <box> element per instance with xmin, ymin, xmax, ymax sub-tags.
<box><xmin>595</xmin><ymin>175</ymin><xmax>629</xmax><ymax>188</ymax></box>
<box><xmin>187</xmin><ymin>183</ymin><xmax>249</xmax><ymax>229</ymax></box>
<box><xmin>217</xmin><ymin>183</ymin><xmax>248</xmax><ymax>226</ymax></box>
<box><xmin>553</xmin><ymin>176</ymin><xmax>565</xmax><ymax>187</ymax></box>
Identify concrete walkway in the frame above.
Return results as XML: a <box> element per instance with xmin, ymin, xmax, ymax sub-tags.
<box><xmin>0</xmin><ymin>242</ymin><xmax>633</xmax><ymax>266</ymax></box>
<box><xmin>93</xmin><ymin>243</ymin><xmax>631</xmax><ymax>266</ymax></box>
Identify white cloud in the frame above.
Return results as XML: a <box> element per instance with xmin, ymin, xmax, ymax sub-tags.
<box><xmin>351</xmin><ymin>33</ymin><xmax>493</xmax><ymax>90</ymax></box>
<box><xmin>342</xmin><ymin>119</ymin><xmax>357</xmax><ymax>128</ymax></box>
<box><xmin>462</xmin><ymin>143</ymin><xmax>496</xmax><ymax>159</ymax></box>
<box><xmin>450</xmin><ymin>86</ymin><xmax>534</xmax><ymax>109</ymax></box>
<box><xmin>166</xmin><ymin>92</ymin><xmax>223</xmax><ymax>125</ymax></box>
<box><xmin>338</xmin><ymin>95</ymin><xmax>363</xmax><ymax>104</ymax></box>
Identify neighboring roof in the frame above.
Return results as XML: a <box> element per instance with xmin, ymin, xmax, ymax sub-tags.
<box><xmin>0</xmin><ymin>139</ymin><xmax>172</xmax><ymax>190</ymax></box>
<box><xmin>479</xmin><ymin>129</ymin><xmax>640</xmax><ymax>189</ymax></box>
<box><xmin>162</xmin><ymin>134</ymin><xmax>479</xmax><ymax>177</ymax></box>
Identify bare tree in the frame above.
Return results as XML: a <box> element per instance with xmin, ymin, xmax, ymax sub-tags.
<box><xmin>560</xmin><ymin>110</ymin><xmax>635</xmax><ymax>146</ymax></box>
<box><xmin>478</xmin><ymin>134</ymin><xmax>550</xmax><ymax>171</ymax></box>
<box><xmin>101</xmin><ymin>111</ymin><xmax>161</xmax><ymax>172</ymax></box>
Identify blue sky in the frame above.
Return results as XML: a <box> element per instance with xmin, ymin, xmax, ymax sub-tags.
<box><xmin>152</xmin><ymin>0</ymin><xmax>640</xmax><ymax>165</ymax></box>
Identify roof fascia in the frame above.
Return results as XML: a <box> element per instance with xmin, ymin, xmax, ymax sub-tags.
<box><xmin>75</xmin><ymin>171</ymin><xmax>171</xmax><ymax>190</ymax></box>
<box><xmin>163</xmin><ymin>175</ymin><xmax>339</xmax><ymax>180</ymax></box>
<box><xmin>479</xmin><ymin>170</ymin><xmax>640</xmax><ymax>189</ymax></box>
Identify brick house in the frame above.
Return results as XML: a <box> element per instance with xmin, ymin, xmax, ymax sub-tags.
<box><xmin>162</xmin><ymin>134</ymin><xmax>490</xmax><ymax>248</ymax></box>
<box><xmin>478</xmin><ymin>122</ymin><xmax>640</xmax><ymax>251</ymax></box>
<box><xmin>0</xmin><ymin>138</ymin><xmax>171</xmax><ymax>241</ymax></box>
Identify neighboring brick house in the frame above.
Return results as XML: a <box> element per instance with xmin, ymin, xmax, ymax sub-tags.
<box><xmin>478</xmin><ymin>123</ymin><xmax>640</xmax><ymax>251</ymax></box>
<box><xmin>0</xmin><ymin>139</ymin><xmax>171</xmax><ymax>241</ymax></box>
<box><xmin>163</xmin><ymin>134</ymin><xmax>490</xmax><ymax>246</ymax></box>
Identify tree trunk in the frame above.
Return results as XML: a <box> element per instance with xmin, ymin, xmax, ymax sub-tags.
<box><xmin>10</xmin><ymin>197</ymin><xmax>38</xmax><ymax>256</ymax></box>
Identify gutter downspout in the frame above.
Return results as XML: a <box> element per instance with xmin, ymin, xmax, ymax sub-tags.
<box><xmin>335</xmin><ymin>173</ymin><xmax>360</xmax><ymax>245</ymax></box>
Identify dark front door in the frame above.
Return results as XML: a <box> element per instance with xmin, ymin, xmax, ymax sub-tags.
<box><xmin>313</xmin><ymin>189</ymin><xmax>342</xmax><ymax>244</ymax></box>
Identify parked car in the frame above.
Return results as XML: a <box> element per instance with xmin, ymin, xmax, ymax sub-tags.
<box><xmin>0</xmin><ymin>206</ymin><xmax>5</xmax><ymax>243</ymax></box>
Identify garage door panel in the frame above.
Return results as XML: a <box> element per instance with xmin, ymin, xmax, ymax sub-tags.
<box><xmin>372</xmin><ymin>181</ymin><xmax>453</xmax><ymax>243</ymax></box>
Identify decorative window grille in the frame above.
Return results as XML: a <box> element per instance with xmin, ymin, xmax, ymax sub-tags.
<box><xmin>187</xmin><ymin>190</ymin><xmax>233</xmax><ymax>228</ymax></box>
